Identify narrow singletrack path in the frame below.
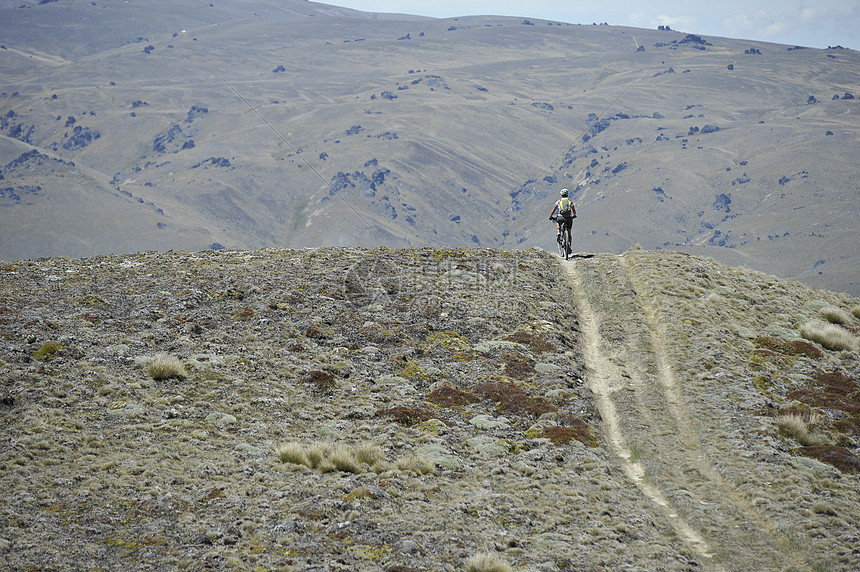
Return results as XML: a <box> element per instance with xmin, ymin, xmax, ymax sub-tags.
<box><xmin>564</xmin><ymin>254</ymin><xmax>810</xmax><ymax>571</ymax></box>
<box><xmin>564</xmin><ymin>257</ymin><xmax>718</xmax><ymax>566</ymax></box>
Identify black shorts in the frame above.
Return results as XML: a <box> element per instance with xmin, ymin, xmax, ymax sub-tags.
<box><xmin>556</xmin><ymin>215</ymin><xmax>573</xmax><ymax>229</ymax></box>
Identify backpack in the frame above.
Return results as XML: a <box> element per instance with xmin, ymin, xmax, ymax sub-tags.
<box><xmin>559</xmin><ymin>197</ymin><xmax>573</xmax><ymax>216</ymax></box>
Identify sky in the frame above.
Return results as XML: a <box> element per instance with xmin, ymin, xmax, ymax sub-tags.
<box><xmin>324</xmin><ymin>0</ymin><xmax>859</xmax><ymax>50</ymax></box>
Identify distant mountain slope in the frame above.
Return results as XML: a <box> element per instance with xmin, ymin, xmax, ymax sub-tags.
<box><xmin>0</xmin><ymin>247</ymin><xmax>858</xmax><ymax>569</ymax></box>
<box><xmin>0</xmin><ymin>0</ymin><xmax>858</xmax><ymax>295</ymax></box>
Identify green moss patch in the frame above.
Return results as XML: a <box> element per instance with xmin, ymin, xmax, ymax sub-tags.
<box><xmin>32</xmin><ymin>342</ymin><xmax>64</xmax><ymax>361</ymax></box>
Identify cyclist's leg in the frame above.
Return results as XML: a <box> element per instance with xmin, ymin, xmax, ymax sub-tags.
<box><xmin>566</xmin><ymin>219</ymin><xmax>573</xmax><ymax>252</ymax></box>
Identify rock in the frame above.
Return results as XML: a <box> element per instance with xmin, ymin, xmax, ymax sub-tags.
<box><xmin>466</xmin><ymin>436</ymin><xmax>508</xmax><ymax>455</ymax></box>
<box><xmin>62</xmin><ymin>126</ymin><xmax>100</xmax><ymax>151</ymax></box>
<box><xmin>415</xmin><ymin>443</ymin><xmax>460</xmax><ymax>468</ymax></box>
<box><xmin>184</xmin><ymin>105</ymin><xmax>208</xmax><ymax>123</ymax></box>
<box><xmin>469</xmin><ymin>414</ymin><xmax>511</xmax><ymax>430</ymax></box>
<box><xmin>205</xmin><ymin>412</ymin><xmax>238</xmax><ymax>425</ymax></box>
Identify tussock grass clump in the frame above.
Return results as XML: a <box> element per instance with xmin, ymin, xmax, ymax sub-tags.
<box><xmin>145</xmin><ymin>353</ymin><xmax>186</xmax><ymax>380</ymax></box>
<box><xmin>274</xmin><ymin>442</ymin><xmax>308</xmax><ymax>466</ymax></box>
<box><xmin>353</xmin><ymin>442</ymin><xmax>386</xmax><ymax>466</ymax></box>
<box><xmin>776</xmin><ymin>413</ymin><xmax>833</xmax><ymax>447</ymax></box>
<box><xmin>820</xmin><ymin>306</ymin><xmax>853</xmax><ymax>325</ymax></box>
<box><xmin>275</xmin><ymin>441</ymin><xmax>386</xmax><ymax>474</ymax></box>
<box><xmin>392</xmin><ymin>454</ymin><xmax>436</xmax><ymax>476</ymax></box>
<box><xmin>800</xmin><ymin>321</ymin><xmax>857</xmax><ymax>352</ymax></box>
<box><xmin>852</xmin><ymin>306</ymin><xmax>860</xmax><ymax>319</ymax></box>
<box><xmin>811</xmin><ymin>501</ymin><xmax>838</xmax><ymax>516</ymax></box>
<box><xmin>465</xmin><ymin>552</ymin><xmax>512</xmax><ymax>572</ymax></box>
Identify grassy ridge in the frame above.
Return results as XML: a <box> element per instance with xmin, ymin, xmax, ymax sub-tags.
<box><xmin>0</xmin><ymin>247</ymin><xmax>858</xmax><ymax>570</ymax></box>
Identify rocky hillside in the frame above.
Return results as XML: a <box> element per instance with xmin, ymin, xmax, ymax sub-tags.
<box><xmin>1</xmin><ymin>247</ymin><xmax>859</xmax><ymax>571</ymax></box>
<box><xmin>1</xmin><ymin>0</ymin><xmax>858</xmax><ymax>296</ymax></box>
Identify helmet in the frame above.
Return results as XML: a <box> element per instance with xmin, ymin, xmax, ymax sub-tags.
<box><xmin>560</xmin><ymin>189</ymin><xmax>569</xmax><ymax>197</ymax></box>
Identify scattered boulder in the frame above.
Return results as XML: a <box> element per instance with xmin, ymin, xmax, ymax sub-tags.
<box><xmin>185</xmin><ymin>105</ymin><xmax>208</xmax><ymax>123</ymax></box>
<box><xmin>191</xmin><ymin>157</ymin><xmax>232</xmax><ymax>169</ymax></box>
<box><xmin>371</xmin><ymin>167</ymin><xmax>389</xmax><ymax>186</ymax></box>
<box><xmin>153</xmin><ymin>124</ymin><xmax>183</xmax><ymax>153</ymax></box>
<box><xmin>62</xmin><ymin>125</ymin><xmax>100</xmax><ymax>151</ymax></box>
<box><xmin>713</xmin><ymin>193</ymin><xmax>732</xmax><ymax>212</ymax></box>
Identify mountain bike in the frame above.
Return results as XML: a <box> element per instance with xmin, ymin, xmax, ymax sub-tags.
<box><xmin>551</xmin><ymin>216</ymin><xmax>573</xmax><ymax>260</ymax></box>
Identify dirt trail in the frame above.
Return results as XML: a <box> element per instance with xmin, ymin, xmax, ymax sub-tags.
<box><xmin>564</xmin><ymin>254</ymin><xmax>810</xmax><ymax>571</ymax></box>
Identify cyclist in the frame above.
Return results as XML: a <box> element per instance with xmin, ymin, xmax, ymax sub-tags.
<box><xmin>549</xmin><ymin>189</ymin><xmax>576</xmax><ymax>254</ymax></box>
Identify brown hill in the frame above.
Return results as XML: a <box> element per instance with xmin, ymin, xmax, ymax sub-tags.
<box><xmin>0</xmin><ymin>247</ymin><xmax>859</xmax><ymax>570</ymax></box>
<box><xmin>0</xmin><ymin>0</ymin><xmax>858</xmax><ymax>297</ymax></box>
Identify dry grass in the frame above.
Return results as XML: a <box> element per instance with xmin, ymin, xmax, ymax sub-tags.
<box><xmin>852</xmin><ymin>306</ymin><xmax>860</xmax><ymax>320</ymax></box>
<box><xmin>274</xmin><ymin>442</ymin><xmax>308</xmax><ymax>466</ymax></box>
<box><xmin>392</xmin><ymin>454</ymin><xmax>436</xmax><ymax>476</ymax></box>
<box><xmin>776</xmin><ymin>413</ymin><xmax>833</xmax><ymax>447</ymax></box>
<box><xmin>800</xmin><ymin>321</ymin><xmax>857</xmax><ymax>352</ymax></box>
<box><xmin>275</xmin><ymin>441</ymin><xmax>387</xmax><ymax>474</ymax></box>
<box><xmin>821</xmin><ymin>306</ymin><xmax>853</xmax><ymax>326</ymax></box>
<box><xmin>465</xmin><ymin>552</ymin><xmax>513</xmax><ymax>572</ymax></box>
<box><xmin>145</xmin><ymin>353</ymin><xmax>186</xmax><ymax>380</ymax></box>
